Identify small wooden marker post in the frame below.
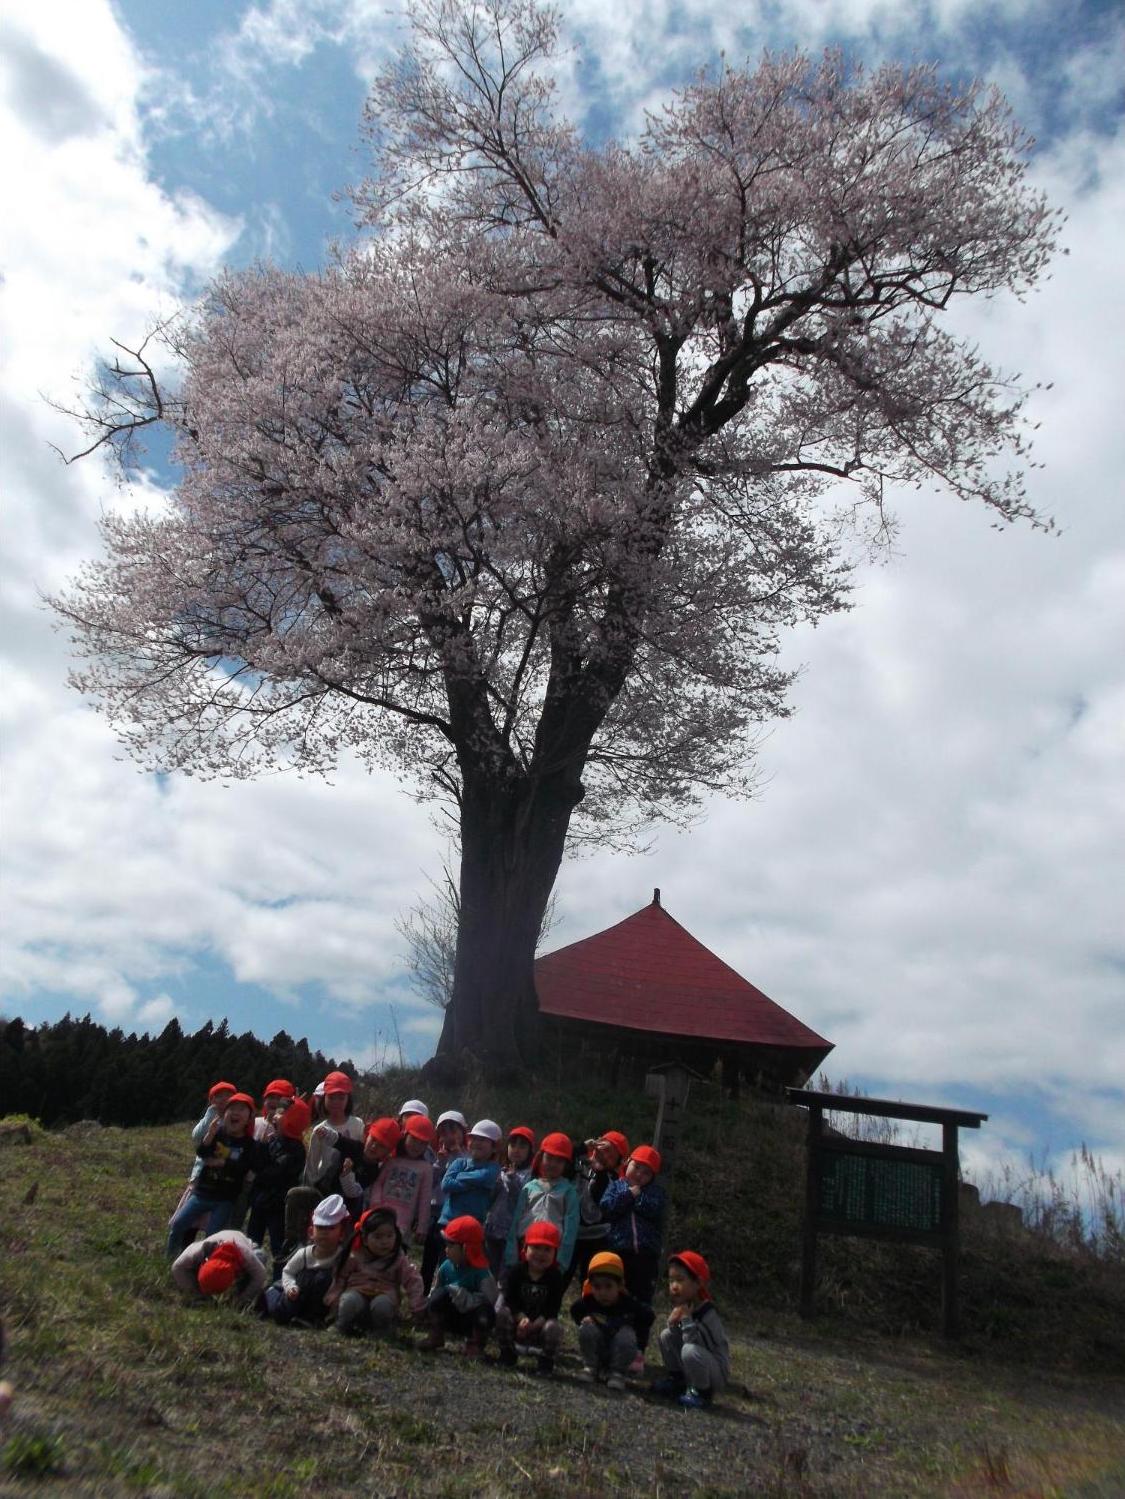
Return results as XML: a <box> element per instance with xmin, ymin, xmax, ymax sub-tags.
<box><xmin>644</xmin><ymin>1061</ymin><xmax>700</xmax><ymax>1175</ymax></box>
<box><xmin>787</xmin><ymin>1088</ymin><xmax>987</xmax><ymax>1338</ymax></box>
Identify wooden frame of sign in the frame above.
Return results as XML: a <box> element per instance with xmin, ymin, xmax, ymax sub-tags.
<box><xmin>786</xmin><ymin>1088</ymin><xmax>988</xmax><ymax>1338</ymax></box>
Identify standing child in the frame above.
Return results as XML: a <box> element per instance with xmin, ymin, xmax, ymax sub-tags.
<box><xmin>495</xmin><ymin>1220</ymin><xmax>565</xmax><ymax>1376</ymax></box>
<box><xmin>572</xmin><ymin>1131</ymin><xmax>630</xmax><ymax>1290</ymax></box>
<box><xmin>366</xmin><ymin>1113</ymin><xmax>435</xmax><ymax>1246</ymax></box>
<box><xmin>569</xmin><ymin>1251</ymin><xmax>654</xmax><ymax>1390</ymax></box>
<box><xmin>424</xmin><ymin>1216</ymin><xmax>498</xmax><ymax>1356</ymax></box>
<box><xmin>264</xmin><ymin>1193</ymin><xmax>351</xmax><ymax>1326</ymax></box>
<box><xmin>653</xmin><ymin>1251</ymin><xmax>730</xmax><ymax>1409</ymax></box>
<box><xmin>485</xmin><ymin>1126</ymin><xmax>535</xmax><ymax>1276</ymax></box>
<box><xmin>331</xmin><ymin>1117</ymin><xmax>402</xmax><ymax>1206</ymax></box>
<box><xmin>599</xmin><ymin>1144</ymin><xmax>665</xmax><ymax>1373</ymax></box>
<box><xmin>171</xmin><ymin>1229</ymin><xmax>269</xmax><ymax>1308</ymax></box>
<box><xmin>283</xmin><ymin>1071</ymin><xmax>364</xmax><ymax>1246</ymax></box>
<box><xmin>167</xmin><ymin>1092</ymin><xmax>265</xmax><ymax>1258</ymax></box>
<box><xmin>167</xmin><ymin>1080</ymin><xmax>237</xmax><ymax>1235</ymax></box>
<box><xmin>324</xmin><ymin>1208</ymin><xmax>427</xmax><ymax>1337</ymax></box>
<box><xmin>440</xmin><ymin>1119</ymin><xmax>502</xmax><ymax>1228</ymax></box>
<box><xmin>247</xmin><ymin>1097</ymin><xmax>310</xmax><ymax>1273</ymax></box>
<box><xmin>254</xmin><ymin>1078</ymin><xmax>297</xmax><ymax>1140</ymax></box>
<box><xmin>503</xmin><ymin>1132</ymin><xmax>579</xmax><ymax>1279</ymax></box>
<box><xmin>421</xmin><ymin>1110</ymin><xmax>469</xmax><ymax>1292</ymax></box>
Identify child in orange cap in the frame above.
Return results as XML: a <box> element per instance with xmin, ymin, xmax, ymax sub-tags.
<box><xmin>424</xmin><ymin>1216</ymin><xmax>498</xmax><ymax>1355</ymax></box>
<box><xmin>167</xmin><ymin>1080</ymin><xmax>238</xmax><ymax>1239</ymax></box>
<box><xmin>170</xmin><ymin>1229</ymin><xmax>269</xmax><ymax>1307</ymax></box>
<box><xmin>503</xmin><ymin>1132</ymin><xmax>579</xmax><ymax>1276</ymax></box>
<box><xmin>495</xmin><ymin>1220</ymin><xmax>564</xmax><ymax>1375</ymax></box>
<box><xmin>569</xmin><ymin>1251</ymin><xmax>654</xmax><ymax>1390</ymax></box>
<box><xmin>653</xmin><ymin>1251</ymin><xmax>730</xmax><ymax>1409</ymax></box>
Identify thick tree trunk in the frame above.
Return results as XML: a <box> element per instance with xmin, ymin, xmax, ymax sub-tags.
<box><xmin>436</xmin><ymin>764</ymin><xmax>584</xmax><ymax>1070</ymax></box>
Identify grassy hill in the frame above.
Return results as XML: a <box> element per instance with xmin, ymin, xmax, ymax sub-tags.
<box><xmin>1</xmin><ymin>1077</ymin><xmax>1123</xmax><ymax>1497</ymax></box>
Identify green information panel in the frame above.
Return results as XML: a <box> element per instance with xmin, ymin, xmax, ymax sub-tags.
<box><xmin>818</xmin><ymin>1151</ymin><xmax>944</xmax><ymax>1232</ymax></box>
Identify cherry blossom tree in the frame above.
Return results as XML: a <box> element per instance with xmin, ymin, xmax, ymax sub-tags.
<box><xmin>55</xmin><ymin>0</ymin><xmax>1058</xmax><ymax>1070</ymax></box>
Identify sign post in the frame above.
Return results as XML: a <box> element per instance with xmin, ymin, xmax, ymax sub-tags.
<box><xmin>788</xmin><ymin>1089</ymin><xmax>987</xmax><ymax>1338</ymax></box>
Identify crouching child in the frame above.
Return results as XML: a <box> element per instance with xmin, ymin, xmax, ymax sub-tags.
<box><xmin>171</xmin><ymin>1229</ymin><xmax>269</xmax><ymax>1308</ymax></box>
<box><xmin>324</xmin><ymin>1207</ymin><xmax>426</xmax><ymax>1337</ymax></box>
<box><xmin>495</xmin><ymin>1220</ymin><xmax>564</xmax><ymax>1376</ymax></box>
<box><xmin>424</xmin><ymin>1215</ymin><xmax>497</xmax><ymax>1356</ymax></box>
<box><xmin>653</xmin><ymin>1251</ymin><xmax>730</xmax><ymax>1409</ymax></box>
<box><xmin>264</xmin><ymin>1192</ymin><xmax>350</xmax><ymax>1326</ymax></box>
<box><xmin>570</xmin><ymin>1252</ymin><xmax>654</xmax><ymax>1391</ymax></box>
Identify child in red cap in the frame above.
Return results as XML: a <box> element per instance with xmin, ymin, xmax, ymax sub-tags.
<box><xmin>167</xmin><ymin>1080</ymin><xmax>239</xmax><ymax>1240</ymax></box>
<box><xmin>365</xmin><ymin>1113</ymin><xmax>436</xmax><ymax>1246</ymax></box>
<box><xmin>503</xmin><ymin>1132</ymin><xmax>579</xmax><ymax>1277</ymax></box>
<box><xmin>485</xmin><ymin>1125</ymin><xmax>535</xmax><ymax>1275</ymax></box>
<box><xmin>572</xmin><ymin>1130</ymin><xmax>630</xmax><ymax>1291</ymax></box>
<box><xmin>653</xmin><ymin>1251</ymin><xmax>731</xmax><ymax>1409</ymax></box>
<box><xmin>247</xmin><ymin>1097</ymin><xmax>310</xmax><ymax>1275</ymax></box>
<box><xmin>495</xmin><ymin>1220</ymin><xmax>565</xmax><ymax>1375</ymax></box>
<box><xmin>283</xmin><ymin>1071</ymin><xmax>365</xmax><ymax>1248</ymax></box>
<box><xmin>170</xmin><ymin>1229</ymin><xmax>269</xmax><ymax>1307</ymax></box>
<box><xmin>167</xmin><ymin>1093</ymin><xmax>266</xmax><ymax>1258</ymax></box>
<box><xmin>423</xmin><ymin>1216</ymin><xmax>498</xmax><ymax>1355</ymax></box>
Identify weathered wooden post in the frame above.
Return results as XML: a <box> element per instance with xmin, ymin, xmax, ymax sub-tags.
<box><xmin>644</xmin><ymin>1061</ymin><xmax>698</xmax><ymax>1174</ymax></box>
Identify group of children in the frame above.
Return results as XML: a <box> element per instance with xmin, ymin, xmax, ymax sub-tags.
<box><xmin>167</xmin><ymin>1075</ymin><xmax>730</xmax><ymax>1409</ymax></box>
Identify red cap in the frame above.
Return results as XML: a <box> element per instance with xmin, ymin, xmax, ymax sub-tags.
<box><xmin>629</xmin><ymin>1145</ymin><xmax>662</xmax><ymax>1176</ymax></box>
<box><xmin>508</xmin><ymin>1125</ymin><xmax>536</xmax><ymax>1150</ymax></box>
<box><xmin>197</xmin><ymin>1241</ymin><xmax>244</xmax><ymax>1296</ymax></box>
<box><xmin>596</xmin><ymin>1131</ymin><xmax>631</xmax><ymax>1165</ymax></box>
<box><xmin>537</xmin><ymin>1131</ymin><xmax>573</xmax><ymax>1160</ymax></box>
<box><xmin>262</xmin><ymin>1079</ymin><xmax>296</xmax><ymax>1103</ymax></box>
<box><xmin>403</xmin><ymin>1114</ymin><xmax>437</xmax><ymax>1145</ymax></box>
<box><xmin>521</xmin><ymin>1220</ymin><xmax>561</xmax><ymax>1262</ymax></box>
<box><xmin>442</xmin><ymin>1215</ymin><xmax>489</xmax><ymax>1269</ymax></box>
<box><xmin>366</xmin><ymin>1117</ymin><xmax>403</xmax><ymax>1151</ymax></box>
<box><xmin>322</xmin><ymin>1070</ymin><xmax>353</xmax><ymax>1096</ymax></box>
<box><xmin>225</xmin><ymin>1092</ymin><xmax>257</xmax><ymax>1116</ymax></box>
<box><xmin>669</xmin><ymin>1250</ymin><xmax>711</xmax><ymax>1298</ymax></box>
<box><xmin>279</xmin><ymin>1097</ymin><xmax>311</xmax><ymax>1140</ymax></box>
<box><xmin>208</xmin><ymin>1081</ymin><xmax>237</xmax><ymax>1102</ymax></box>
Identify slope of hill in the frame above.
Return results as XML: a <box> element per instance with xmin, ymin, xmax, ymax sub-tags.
<box><xmin>0</xmin><ymin>1086</ymin><xmax>1123</xmax><ymax>1496</ymax></box>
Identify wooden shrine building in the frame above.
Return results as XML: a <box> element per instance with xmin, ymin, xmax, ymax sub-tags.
<box><xmin>534</xmin><ymin>890</ymin><xmax>833</xmax><ymax>1093</ymax></box>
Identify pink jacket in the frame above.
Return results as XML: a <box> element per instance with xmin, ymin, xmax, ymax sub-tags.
<box><xmin>324</xmin><ymin>1246</ymin><xmax>426</xmax><ymax>1316</ymax></box>
<box><xmin>365</xmin><ymin>1156</ymin><xmax>433</xmax><ymax>1242</ymax></box>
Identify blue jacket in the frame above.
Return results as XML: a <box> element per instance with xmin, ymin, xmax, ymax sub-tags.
<box><xmin>599</xmin><ymin>1178</ymin><xmax>666</xmax><ymax>1256</ymax></box>
<box><xmin>504</xmin><ymin>1177</ymin><xmax>580</xmax><ymax>1269</ymax></box>
<box><xmin>439</xmin><ymin>1157</ymin><xmax>501</xmax><ymax>1227</ymax></box>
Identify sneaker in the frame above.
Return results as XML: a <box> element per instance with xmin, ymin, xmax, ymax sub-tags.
<box><xmin>650</xmin><ymin>1373</ymin><xmax>686</xmax><ymax>1399</ymax></box>
<box><xmin>577</xmin><ymin>1366</ymin><xmax>597</xmax><ymax>1384</ymax></box>
<box><xmin>498</xmin><ymin>1346</ymin><xmax>518</xmax><ymax>1367</ymax></box>
<box><xmin>678</xmin><ymin>1387</ymin><xmax>712</xmax><ymax>1410</ymax></box>
<box><xmin>606</xmin><ymin>1372</ymin><xmax>626</xmax><ymax>1392</ymax></box>
<box><xmin>534</xmin><ymin>1354</ymin><xmax>555</xmax><ymax>1377</ymax></box>
<box><xmin>628</xmin><ymin>1352</ymin><xmax>645</xmax><ymax>1376</ymax></box>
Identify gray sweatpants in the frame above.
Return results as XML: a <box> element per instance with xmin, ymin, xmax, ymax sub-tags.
<box><xmin>578</xmin><ymin>1322</ymin><xmax>637</xmax><ymax>1374</ymax></box>
<box><xmin>659</xmin><ymin>1323</ymin><xmax>727</xmax><ymax>1393</ymax></box>
<box><xmin>335</xmin><ymin>1290</ymin><xmax>397</xmax><ymax>1335</ymax></box>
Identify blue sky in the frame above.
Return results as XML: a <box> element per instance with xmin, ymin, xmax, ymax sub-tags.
<box><xmin>1</xmin><ymin>0</ymin><xmax>1123</xmax><ymax>1188</ymax></box>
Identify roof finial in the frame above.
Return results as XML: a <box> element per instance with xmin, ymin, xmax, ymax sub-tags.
<box><xmin>653</xmin><ymin>887</ymin><xmax>661</xmax><ymax>906</ymax></box>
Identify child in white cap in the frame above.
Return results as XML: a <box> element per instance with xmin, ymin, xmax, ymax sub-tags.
<box><xmin>265</xmin><ymin>1193</ymin><xmax>351</xmax><ymax>1326</ymax></box>
<box><xmin>440</xmin><ymin>1120</ymin><xmax>502</xmax><ymax>1228</ymax></box>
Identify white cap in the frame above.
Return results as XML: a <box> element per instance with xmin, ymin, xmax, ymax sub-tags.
<box><xmin>311</xmin><ymin>1192</ymin><xmax>349</xmax><ymax>1227</ymax></box>
<box><xmin>313</xmin><ymin>1082</ymin><xmax>326</xmax><ymax>1097</ymax></box>
<box><xmin>398</xmin><ymin>1098</ymin><xmax>430</xmax><ymax>1118</ymax></box>
<box><xmin>436</xmin><ymin>1109</ymin><xmax>468</xmax><ymax>1130</ymax></box>
<box><xmin>468</xmin><ymin>1118</ymin><xmax>502</xmax><ymax>1143</ymax></box>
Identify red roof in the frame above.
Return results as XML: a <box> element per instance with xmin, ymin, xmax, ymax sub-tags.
<box><xmin>535</xmin><ymin>897</ymin><xmax>832</xmax><ymax>1056</ymax></box>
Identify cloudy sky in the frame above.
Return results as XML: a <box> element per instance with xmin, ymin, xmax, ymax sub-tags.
<box><xmin>1</xmin><ymin>0</ymin><xmax>1122</xmax><ymax>1185</ymax></box>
